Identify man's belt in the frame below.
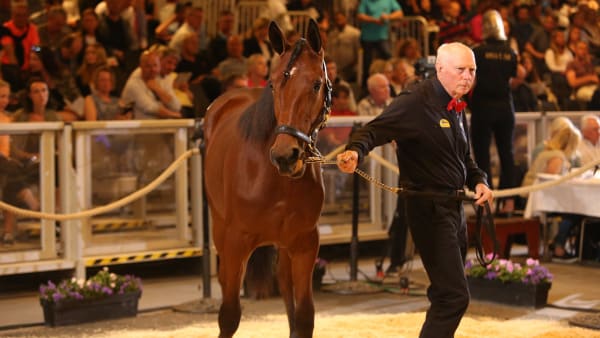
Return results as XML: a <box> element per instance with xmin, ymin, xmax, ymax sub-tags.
<box><xmin>396</xmin><ymin>186</ymin><xmax>499</xmax><ymax>267</ymax></box>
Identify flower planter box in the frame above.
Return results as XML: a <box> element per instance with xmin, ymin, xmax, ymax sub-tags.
<box><xmin>467</xmin><ymin>277</ymin><xmax>551</xmax><ymax>308</ymax></box>
<box><xmin>40</xmin><ymin>291</ymin><xmax>141</xmax><ymax>327</ymax></box>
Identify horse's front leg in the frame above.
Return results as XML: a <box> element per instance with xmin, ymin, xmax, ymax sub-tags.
<box><xmin>277</xmin><ymin>248</ymin><xmax>296</xmax><ymax>335</ymax></box>
<box><xmin>217</xmin><ymin>236</ymin><xmax>252</xmax><ymax>338</ymax></box>
<box><xmin>290</xmin><ymin>229</ymin><xmax>320</xmax><ymax>338</ymax></box>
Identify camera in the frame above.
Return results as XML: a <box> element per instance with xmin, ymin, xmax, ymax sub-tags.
<box><xmin>414</xmin><ymin>56</ymin><xmax>437</xmax><ymax>80</ymax></box>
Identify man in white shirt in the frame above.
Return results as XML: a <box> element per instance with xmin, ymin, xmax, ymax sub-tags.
<box><xmin>169</xmin><ymin>6</ymin><xmax>207</xmax><ymax>55</ymax></box>
<box><xmin>326</xmin><ymin>11</ymin><xmax>360</xmax><ymax>83</ymax></box>
<box><xmin>578</xmin><ymin>114</ymin><xmax>600</xmax><ymax>165</ymax></box>
<box><xmin>121</xmin><ymin>50</ymin><xmax>181</xmax><ymax>119</ymax></box>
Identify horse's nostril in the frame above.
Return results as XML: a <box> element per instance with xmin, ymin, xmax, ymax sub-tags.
<box><xmin>290</xmin><ymin>147</ymin><xmax>301</xmax><ymax>163</ymax></box>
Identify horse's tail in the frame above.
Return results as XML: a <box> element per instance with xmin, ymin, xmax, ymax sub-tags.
<box><xmin>244</xmin><ymin>245</ymin><xmax>278</xmax><ymax>299</ymax></box>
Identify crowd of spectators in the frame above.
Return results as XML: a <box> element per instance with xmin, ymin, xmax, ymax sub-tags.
<box><xmin>0</xmin><ymin>0</ymin><xmax>599</xmax><ymax>246</ymax></box>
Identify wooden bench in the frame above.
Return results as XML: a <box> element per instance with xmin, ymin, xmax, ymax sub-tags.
<box><xmin>467</xmin><ymin>217</ymin><xmax>540</xmax><ymax>259</ymax></box>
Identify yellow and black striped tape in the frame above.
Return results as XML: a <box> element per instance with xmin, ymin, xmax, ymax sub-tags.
<box><xmin>92</xmin><ymin>219</ymin><xmax>149</xmax><ymax>232</ymax></box>
<box><xmin>22</xmin><ymin>219</ymin><xmax>149</xmax><ymax>237</ymax></box>
<box><xmin>85</xmin><ymin>248</ymin><xmax>202</xmax><ymax>267</ymax></box>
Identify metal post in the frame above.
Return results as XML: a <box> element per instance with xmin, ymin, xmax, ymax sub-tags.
<box><xmin>350</xmin><ymin>170</ymin><xmax>359</xmax><ymax>281</ymax></box>
<box><xmin>198</xmin><ymin>137</ymin><xmax>211</xmax><ymax>299</ymax></box>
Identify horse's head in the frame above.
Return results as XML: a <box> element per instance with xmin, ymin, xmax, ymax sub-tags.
<box><xmin>268</xmin><ymin>19</ymin><xmax>332</xmax><ymax>178</ymax></box>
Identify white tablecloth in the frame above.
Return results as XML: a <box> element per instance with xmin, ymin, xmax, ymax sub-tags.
<box><xmin>525</xmin><ymin>173</ymin><xmax>600</xmax><ymax>218</ymax></box>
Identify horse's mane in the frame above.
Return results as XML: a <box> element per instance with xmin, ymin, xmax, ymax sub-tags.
<box><xmin>238</xmin><ymin>86</ymin><xmax>276</xmax><ymax>142</ymax></box>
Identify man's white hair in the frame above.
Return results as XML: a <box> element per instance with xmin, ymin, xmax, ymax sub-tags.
<box><xmin>580</xmin><ymin>114</ymin><xmax>600</xmax><ymax>130</ymax></box>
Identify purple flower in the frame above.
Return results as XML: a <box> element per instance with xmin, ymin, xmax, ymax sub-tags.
<box><xmin>485</xmin><ymin>271</ymin><xmax>497</xmax><ymax>280</ymax></box>
<box><xmin>52</xmin><ymin>293</ymin><xmax>64</xmax><ymax>302</ymax></box>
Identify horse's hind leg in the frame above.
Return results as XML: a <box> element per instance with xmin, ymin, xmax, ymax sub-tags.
<box><xmin>289</xmin><ymin>229</ymin><xmax>320</xmax><ymax>338</ymax></box>
<box><xmin>277</xmin><ymin>248</ymin><xmax>296</xmax><ymax>335</ymax></box>
<box><xmin>217</xmin><ymin>240</ymin><xmax>251</xmax><ymax>338</ymax></box>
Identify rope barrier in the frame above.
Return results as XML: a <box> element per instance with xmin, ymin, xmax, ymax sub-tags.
<box><xmin>0</xmin><ymin>148</ymin><xmax>199</xmax><ymax>221</ymax></box>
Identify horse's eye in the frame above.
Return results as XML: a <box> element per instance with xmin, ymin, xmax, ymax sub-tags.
<box><xmin>313</xmin><ymin>81</ymin><xmax>322</xmax><ymax>92</ymax></box>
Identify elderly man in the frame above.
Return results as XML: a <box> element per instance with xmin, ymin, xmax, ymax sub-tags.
<box><xmin>357</xmin><ymin>73</ymin><xmax>392</xmax><ymax>116</ymax></box>
<box><xmin>579</xmin><ymin>114</ymin><xmax>600</xmax><ymax>165</ymax></box>
<box><xmin>121</xmin><ymin>51</ymin><xmax>181</xmax><ymax>119</ymax></box>
<box><xmin>337</xmin><ymin>42</ymin><xmax>493</xmax><ymax>338</ymax></box>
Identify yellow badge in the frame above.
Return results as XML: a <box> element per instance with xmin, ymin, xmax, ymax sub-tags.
<box><xmin>439</xmin><ymin>119</ymin><xmax>451</xmax><ymax>128</ymax></box>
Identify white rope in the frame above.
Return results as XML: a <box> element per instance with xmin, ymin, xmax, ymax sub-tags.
<box><xmin>0</xmin><ymin>148</ymin><xmax>199</xmax><ymax>221</ymax></box>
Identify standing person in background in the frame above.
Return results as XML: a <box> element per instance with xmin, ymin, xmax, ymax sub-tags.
<box><xmin>470</xmin><ymin>10</ymin><xmax>518</xmax><ymax>215</ymax></box>
<box><xmin>337</xmin><ymin>42</ymin><xmax>493</xmax><ymax>338</ymax></box>
<box><xmin>578</xmin><ymin>114</ymin><xmax>600</xmax><ymax>166</ymax></box>
<box><xmin>326</xmin><ymin>11</ymin><xmax>360</xmax><ymax>83</ymax></box>
<box><xmin>356</xmin><ymin>0</ymin><xmax>403</xmax><ymax>87</ymax></box>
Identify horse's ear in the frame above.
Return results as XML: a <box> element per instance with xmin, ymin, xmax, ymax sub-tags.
<box><xmin>306</xmin><ymin>19</ymin><xmax>322</xmax><ymax>53</ymax></box>
<box><xmin>269</xmin><ymin>21</ymin><xmax>286</xmax><ymax>55</ymax></box>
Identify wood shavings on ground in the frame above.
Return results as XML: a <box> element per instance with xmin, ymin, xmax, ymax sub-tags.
<box><xmin>31</xmin><ymin>312</ymin><xmax>599</xmax><ymax>338</ymax></box>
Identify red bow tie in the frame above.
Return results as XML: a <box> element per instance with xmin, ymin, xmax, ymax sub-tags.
<box><xmin>447</xmin><ymin>98</ymin><xmax>467</xmax><ymax>112</ymax></box>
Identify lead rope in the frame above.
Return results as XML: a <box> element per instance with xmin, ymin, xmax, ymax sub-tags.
<box><xmin>305</xmin><ymin>156</ymin><xmax>498</xmax><ymax>267</ymax></box>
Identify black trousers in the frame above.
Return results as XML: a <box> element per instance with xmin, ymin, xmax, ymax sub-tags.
<box><xmin>360</xmin><ymin>40</ymin><xmax>391</xmax><ymax>87</ymax></box>
<box><xmin>470</xmin><ymin>109</ymin><xmax>516</xmax><ymax>190</ymax></box>
<box><xmin>407</xmin><ymin>197</ymin><xmax>469</xmax><ymax>338</ymax></box>
<box><xmin>388</xmin><ymin>196</ymin><xmax>408</xmax><ymax>267</ymax></box>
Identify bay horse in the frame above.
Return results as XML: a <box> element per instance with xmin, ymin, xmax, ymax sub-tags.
<box><xmin>203</xmin><ymin>19</ymin><xmax>331</xmax><ymax>338</ymax></box>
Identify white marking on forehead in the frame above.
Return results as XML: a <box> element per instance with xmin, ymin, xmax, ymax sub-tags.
<box><xmin>289</xmin><ymin>67</ymin><xmax>298</xmax><ymax>76</ymax></box>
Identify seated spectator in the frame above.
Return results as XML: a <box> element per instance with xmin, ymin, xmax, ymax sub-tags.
<box><xmin>215</xmin><ymin>35</ymin><xmax>247</xmax><ymax>82</ymax></box>
<box><xmin>0</xmin><ymin>80</ymin><xmax>40</xmax><ymax>245</ymax></box>
<box><xmin>394</xmin><ymin>38</ymin><xmax>422</xmax><ymax>82</ymax></box>
<box><xmin>243</xmin><ymin>17</ymin><xmax>274</xmax><ymax>66</ymax></box>
<box><xmin>38</xmin><ymin>5</ymin><xmax>71</xmax><ymax>51</ymax></box>
<box><xmin>545</xmin><ymin>30</ymin><xmax>573</xmax><ymax>109</ymax></box>
<box><xmin>531</xmin><ymin>117</ymin><xmax>581</xmax><ymax>167</ymax></box>
<box><xmin>512</xmin><ymin>52</ymin><xmax>554</xmax><ymax>111</ymax></box>
<box><xmin>56</xmin><ymin>32</ymin><xmax>83</xmax><ymax>75</ymax></box>
<box><xmin>150</xmin><ymin>44</ymin><xmax>194</xmax><ymax>118</ymax></box>
<box><xmin>84</xmin><ymin>66</ymin><xmax>128</xmax><ymax>121</ymax></box>
<box><xmin>76</xmin><ymin>43</ymin><xmax>109</xmax><ymax>97</ymax></box>
<box><xmin>28</xmin><ymin>45</ymin><xmax>83</xmax><ymax>120</ymax></box>
<box><xmin>169</xmin><ymin>6</ymin><xmax>207</xmax><ymax>56</ymax></box>
<box><xmin>524</xmin><ymin>13</ymin><xmax>557</xmax><ymax>79</ymax></box>
<box><xmin>357</xmin><ymin>73</ymin><xmax>392</xmax><ymax>116</ymax></box>
<box><xmin>287</xmin><ymin>0</ymin><xmax>323</xmax><ymax>21</ymax></box>
<box><xmin>387</xmin><ymin>58</ymin><xmax>409</xmax><ymax>97</ymax></box>
<box><xmin>222</xmin><ymin>73</ymin><xmax>249</xmax><ymax>92</ymax></box>
<box><xmin>578</xmin><ymin>114</ymin><xmax>600</xmax><ymax>166</ymax></box>
<box><xmin>207</xmin><ymin>10</ymin><xmax>235</xmax><ymax>68</ymax></box>
<box><xmin>521</xmin><ymin>118</ymin><xmax>582</xmax><ymax>261</ymax></box>
<box><xmin>246</xmin><ymin>54</ymin><xmax>268</xmax><ymax>88</ymax></box>
<box><xmin>80</xmin><ymin>8</ymin><xmax>100</xmax><ymax>47</ymax></box>
<box><xmin>175</xmin><ymin>32</ymin><xmax>220</xmax><ymax>116</ymax></box>
<box><xmin>120</xmin><ymin>50</ymin><xmax>181</xmax><ymax>119</ymax></box>
<box><xmin>154</xmin><ymin>1</ymin><xmax>189</xmax><ymax>44</ymax></box>
<box><xmin>437</xmin><ymin>1</ymin><xmax>472</xmax><ymax>46</ymax></box>
<box><xmin>567</xmin><ymin>26</ymin><xmax>582</xmax><ymax>55</ymax></box>
<box><xmin>566</xmin><ymin>41</ymin><xmax>599</xmax><ymax>104</ymax></box>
